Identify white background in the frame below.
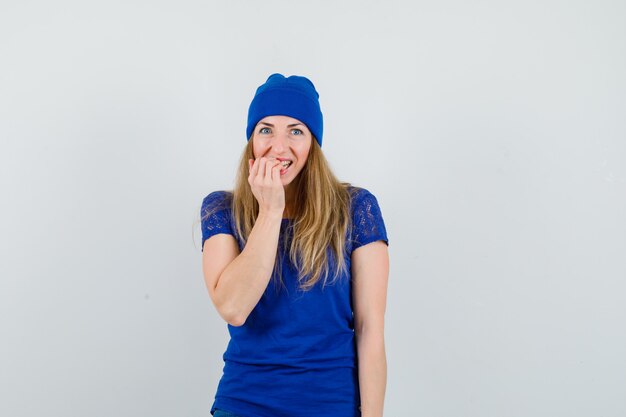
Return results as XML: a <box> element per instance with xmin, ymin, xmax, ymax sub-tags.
<box><xmin>1</xmin><ymin>1</ymin><xmax>625</xmax><ymax>416</ymax></box>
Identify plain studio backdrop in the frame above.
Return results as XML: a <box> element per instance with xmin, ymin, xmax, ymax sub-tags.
<box><xmin>1</xmin><ymin>1</ymin><xmax>625</xmax><ymax>416</ymax></box>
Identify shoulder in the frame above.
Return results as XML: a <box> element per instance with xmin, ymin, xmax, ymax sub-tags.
<box><xmin>346</xmin><ymin>184</ymin><xmax>367</xmax><ymax>201</ymax></box>
<box><xmin>346</xmin><ymin>185</ymin><xmax>388</xmax><ymax>249</ymax></box>
<box><xmin>202</xmin><ymin>190</ymin><xmax>233</xmax><ymax>204</ymax></box>
<box><xmin>201</xmin><ymin>190</ymin><xmax>233</xmax><ymax>212</ymax></box>
<box><xmin>200</xmin><ymin>190</ymin><xmax>234</xmax><ymax>224</ymax></box>
<box><xmin>346</xmin><ymin>185</ymin><xmax>381</xmax><ymax>213</ymax></box>
<box><xmin>200</xmin><ymin>190</ymin><xmax>238</xmax><ymax>250</ymax></box>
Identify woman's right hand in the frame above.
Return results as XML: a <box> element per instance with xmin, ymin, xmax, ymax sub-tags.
<box><xmin>248</xmin><ymin>157</ymin><xmax>285</xmax><ymax>217</ymax></box>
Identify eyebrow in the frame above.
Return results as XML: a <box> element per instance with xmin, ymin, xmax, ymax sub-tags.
<box><xmin>259</xmin><ymin>122</ymin><xmax>304</xmax><ymax>128</ymax></box>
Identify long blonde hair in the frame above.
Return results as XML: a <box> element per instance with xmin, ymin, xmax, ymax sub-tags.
<box><xmin>204</xmin><ymin>136</ymin><xmax>357</xmax><ymax>291</ymax></box>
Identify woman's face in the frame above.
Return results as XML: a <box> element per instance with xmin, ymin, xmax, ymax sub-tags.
<box><xmin>251</xmin><ymin>115</ymin><xmax>313</xmax><ymax>190</ymax></box>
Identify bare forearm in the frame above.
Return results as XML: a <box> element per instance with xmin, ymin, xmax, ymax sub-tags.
<box><xmin>215</xmin><ymin>211</ymin><xmax>282</xmax><ymax>325</ymax></box>
<box><xmin>357</xmin><ymin>333</ymin><xmax>387</xmax><ymax>417</ymax></box>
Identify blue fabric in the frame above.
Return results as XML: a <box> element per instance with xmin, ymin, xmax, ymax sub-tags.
<box><xmin>200</xmin><ymin>187</ymin><xmax>388</xmax><ymax>417</ymax></box>
<box><xmin>213</xmin><ymin>409</ymin><xmax>243</xmax><ymax>417</ymax></box>
<box><xmin>246</xmin><ymin>73</ymin><xmax>324</xmax><ymax>146</ymax></box>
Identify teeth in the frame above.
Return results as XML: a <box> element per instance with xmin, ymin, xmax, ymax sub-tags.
<box><xmin>280</xmin><ymin>160</ymin><xmax>291</xmax><ymax>168</ymax></box>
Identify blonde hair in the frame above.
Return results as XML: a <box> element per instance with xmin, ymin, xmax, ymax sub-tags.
<box><xmin>203</xmin><ymin>135</ymin><xmax>357</xmax><ymax>291</ymax></box>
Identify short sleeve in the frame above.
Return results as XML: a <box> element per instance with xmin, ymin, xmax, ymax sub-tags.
<box><xmin>200</xmin><ymin>191</ymin><xmax>235</xmax><ymax>251</ymax></box>
<box><xmin>351</xmin><ymin>188</ymin><xmax>389</xmax><ymax>251</ymax></box>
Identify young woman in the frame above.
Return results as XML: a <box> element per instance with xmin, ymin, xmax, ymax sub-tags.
<box><xmin>200</xmin><ymin>73</ymin><xmax>389</xmax><ymax>417</ymax></box>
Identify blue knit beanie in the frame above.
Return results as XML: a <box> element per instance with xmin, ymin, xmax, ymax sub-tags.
<box><xmin>246</xmin><ymin>73</ymin><xmax>324</xmax><ymax>147</ymax></box>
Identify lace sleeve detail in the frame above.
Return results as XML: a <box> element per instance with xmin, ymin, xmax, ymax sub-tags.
<box><xmin>351</xmin><ymin>188</ymin><xmax>389</xmax><ymax>251</ymax></box>
<box><xmin>200</xmin><ymin>191</ymin><xmax>234</xmax><ymax>251</ymax></box>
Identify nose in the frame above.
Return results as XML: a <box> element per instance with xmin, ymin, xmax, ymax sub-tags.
<box><xmin>270</xmin><ymin>131</ymin><xmax>289</xmax><ymax>153</ymax></box>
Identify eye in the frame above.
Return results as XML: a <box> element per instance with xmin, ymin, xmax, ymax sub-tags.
<box><xmin>259</xmin><ymin>127</ymin><xmax>271</xmax><ymax>134</ymax></box>
<box><xmin>291</xmin><ymin>128</ymin><xmax>303</xmax><ymax>135</ymax></box>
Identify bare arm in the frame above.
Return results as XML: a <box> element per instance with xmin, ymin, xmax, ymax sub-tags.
<box><xmin>202</xmin><ymin>157</ymin><xmax>285</xmax><ymax>326</ymax></box>
<box><xmin>352</xmin><ymin>240</ymin><xmax>389</xmax><ymax>417</ymax></box>
<box><xmin>202</xmin><ymin>210</ymin><xmax>282</xmax><ymax>326</ymax></box>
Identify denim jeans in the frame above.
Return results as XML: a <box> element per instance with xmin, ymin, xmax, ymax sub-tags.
<box><xmin>213</xmin><ymin>409</ymin><xmax>243</xmax><ymax>417</ymax></box>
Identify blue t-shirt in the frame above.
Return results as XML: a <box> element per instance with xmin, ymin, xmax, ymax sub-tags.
<box><xmin>200</xmin><ymin>186</ymin><xmax>389</xmax><ymax>417</ymax></box>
